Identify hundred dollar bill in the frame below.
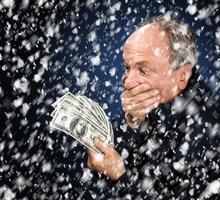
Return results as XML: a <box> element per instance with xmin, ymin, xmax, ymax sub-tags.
<box><xmin>61</xmin><ymin>98</ymin><xmax>109</xmax><ymax>134</ymax></box>
<box><xmin>51</xmin><ymin>92</ymin><xmax>72</xmax><ymax>108</ymax></box>
<box><xmin>50</xmin><ymin>92</ymin><xmax>115</xmax><ymax>153</ymax></box>
<box><xmin>51</xmin><ymin>105</ymin><xmax>111</xmax><ymax>153</ymax></box>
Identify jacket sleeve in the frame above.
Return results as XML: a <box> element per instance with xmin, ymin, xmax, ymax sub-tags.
<box><xmin>95</xmin><ymin>117</ymin><xmax>150</xmax><ymax>199</ymax></box>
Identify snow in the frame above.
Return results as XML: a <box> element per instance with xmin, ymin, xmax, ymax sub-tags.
<box><xmin>1</xmin><ymin>0</ymin><xmax>14</xmax><ymax>8</ymax></box>
<box><xmin>110</xmin><ymin>2</ymin><xmax>122</xmax><ymax>13</ymax></box>
<box><xmin>121</xmin><ymin>148</ymin><xmax>129</xmax><ymax>159</ymax></box>
<box><xmin>145</xmin><ymin>138</ymin><xmax>159</xmax><ymax>156</ymax></box>
<box><xmin>104</xmin><ymin>80</ymin><xmax>111</xmax><ymax>87</ymax></box>
<box><xmin>179</xmin><ymin>141</ymin><xmax>189</xmax><ymax>156</ymax></box>
<box><xmin>21</xmin><ymin>0</ymin><xmax>30</xmax><ymax>9</ymax></box>
<box><xmin>37</xmin><ymin>0</ymin><xmax>46</xmax><ymax>7</ymax></box>
<box><xmin>40</xmin><ymin>56</ymin><xmax>49</xmax><ymax>70</ymax></box>
<box><xmin>154</xmin><ymin>47</ymin><xmax>161</xmax><ymax>57</ymax></box>
<box><xmin>141</xmin><ymin>177</ymin><xmax>154</xmax><ymax>191</ymax></box>
<box><xmin>173</xmin><ymin>42</ymin><xmax>181</xmax><ymax>51</ymax></box>
<box><xmin>199</xmin><ymin>180</ymin><xmax>220</xmax><ymax>199</ymax></box>
<box><xmin>17</xmin><ymin>58</ymin><xmax>25</xmax><ymax>68</ymax></box>
<box><xmin>216</xmin><ymin>27</ymin><xmax>220</xmax><ymax>45</ymax></box>
<box><xmin>21</xmin><ymin>103</ymin><xmax>30</xmax><ymax>116</ymax></box>
<box><xmin>88</xmin><ymin>31</ymin><xmax>97</xmax><ymax>42</ymax></box>
<box><xmin>173</xmin><ymin>158</ymin><xmax>186</xmax><ymax>172</ymax></box>
<box><xmin>90</xmin><ymin>55</ymin><xmax>101</xmax><ymax>66</ymax></box>
<box><xmin>0</xmin><ymin>186</ymin><xmax>15</xmax><ymax>200</ymax></box>
<box><xmin>42</xmin><ymin>162</ymin><xmax>52</xmax><ymax>172</ymax></box>
<box><xmin>13</xmin><ymin>78</ymin><xmax>29</xmax><ymax>93</ymax></box>
<box><xmin>13</xmin><ymin>97</ymin><xmax>24</xmax><ymax>107</ymax></box>
<box><xmin>109</xmin><ymin>67</ymin><xmax>116</xmax><ymax>76</ymax></box>
<box><xmin>196</xmin><ymin>4</ymin><xmax>219</xmax><ymax>20</ymax></box>
<box><xmin>81</xmin><ymin>169</ymin><xmax>93</xmax><ymax>183</ymax></box>
<box><xmin>186</xmin><ymin>4</ymin><xmax>197</xmax><ymax>15</ymax></box>
<box><xmin>76</xmin><ymin>71</ymin><xmax>90</xmax><ymax>87</ymax></box>
<box><xmin>209</xmin><ymin>123</ymin><xmax>220</xmax><ymax>138</ymax></box>
<box><xmin>0</xmin><ymin>0</ymin><xmax>219</xmax><ymax>199</ymax></box>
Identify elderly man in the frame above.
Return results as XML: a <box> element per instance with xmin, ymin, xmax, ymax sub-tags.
<box><xmin>86</xmin><ymin>16</ymin><xmax>220</xmax><ymax>199</ymax></box>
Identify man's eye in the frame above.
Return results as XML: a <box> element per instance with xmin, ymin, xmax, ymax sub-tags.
<box><xmin>140</xmin><ymin>69</ymin><xmax>148</xmax><ymax>75</ymax></box>
<box><xmin>125</xmin><ymin>67</ymin><xmax>130</xmax><ymax>73</ymax></box>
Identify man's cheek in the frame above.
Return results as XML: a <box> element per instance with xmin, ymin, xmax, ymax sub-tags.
<box><xmin>139</xmin><ymin>77</ymin><xmax>150</xmax><ymax>85</ymax></box>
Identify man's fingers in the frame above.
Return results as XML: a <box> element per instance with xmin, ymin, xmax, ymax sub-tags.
<box><xmin>86</xmin><ymin>148</ymin><xmax>104</xmax><ymax>169</ymax></box>
<box><xmin>93</xmin><ymin>137</ymin><xmax>109</xmax><ymax>154</ymax></box>
<box><xmin>121</xmin><ymin>83</ymin><xmax>151</xmax><ymax>98</ymax></box>
<box><xmin>139</xmin><ymin>101</ymin><xmax>160</xmax><ymax>115</ymax></box>
<box><xmin>127</xmin><ymin>83</ymin><xmax>151</xmax><ymax>96</ymax></box>
<box><xmin>86</xmin><ymin>148</ymin><xmax>101</xmax><ymax>165</ymax></box>
<box><xmin>87</xmin><ymin>148</ymin><xmax>95</xmax><ymax>157</ymax></box>
<box><xmin>122</xmin><ymin>89</ymin><xmax>160</xmax><ymax>105</ymax></box>
<box><xmin>124</xmin><ymin>95</ymin><xmax>160</xmax><ymax>112</ymax></box>
<box><xmin>126</xmin><ymin>98</ymin><xmax>160</xmax><ymax>119</ymax></box>
<box><xmin>109</xmin><ymin>144</ymin><xmax>115</xmax><ymax>149</ymax></box>
<box><xmin>131</xmin><ymin>89</ymin><xmax>160</xmax><ymax>104</ymax></box>
<box><xmin>136</xmin><ymin>95</ymin><xmax>160</xmax><ymax>110</ymax></box>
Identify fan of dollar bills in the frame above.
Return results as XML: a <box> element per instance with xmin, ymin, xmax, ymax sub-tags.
<box><xmin>50</xmin><ymin>92</ymin><xmax>114</xmax><ymax>154</ymax></box>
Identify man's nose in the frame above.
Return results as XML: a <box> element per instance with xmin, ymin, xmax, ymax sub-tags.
<box><xmin>122</xmin><ymin>71</ymin><xmax>140</xmax><ymax>90</ymax></box>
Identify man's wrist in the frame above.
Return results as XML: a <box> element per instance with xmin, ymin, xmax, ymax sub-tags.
<box><xmin>125</xmin><ymin>112</ymin><xmax>145</xmax><ymax>129</ymax></box>
<box><xmin>107</xmin><ymin>158</ymin><xmax>126</xmax><ymax>181</ymax></box>
<box><xmin>110</xmin><ymin>165</ymin><xmax>126</xmax><ymax>181</ymax></box>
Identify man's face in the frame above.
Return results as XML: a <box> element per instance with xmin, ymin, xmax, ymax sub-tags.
<box><xmin>122</xmin><ymin>24</ymin><xmax>181</xmax><ymax>103</ymax></box>
<box><xmin>75</xmin><ymin>118</ymin><xmax>86</xmax><ymax>136</ymax></box>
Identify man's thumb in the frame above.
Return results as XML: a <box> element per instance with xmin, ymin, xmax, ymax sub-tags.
<box><xmin>93</xmin><ymin>137</ymin><xmax>108</xmax><ymax>154</ymax></box>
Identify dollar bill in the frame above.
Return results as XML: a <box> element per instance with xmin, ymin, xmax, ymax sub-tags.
<box><xmin>51</xmin><ymin>105</ymin><xmax>110</xmax><ymax>153</ymax></box>
<box><xmin>60</xmin><ymin>99</ymin><xmax>109</xmax><ymax>135</ymax></box>
<box><xmin>50</xmin><ymin>92</ymin><xmax>114</xmax><ymax>153</ymax></box>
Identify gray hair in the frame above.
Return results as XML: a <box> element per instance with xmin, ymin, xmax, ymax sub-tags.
<box><xmin>134</xmin><ymin>15</ymin><xmax>197</xmax><ymax>69</ymax></box>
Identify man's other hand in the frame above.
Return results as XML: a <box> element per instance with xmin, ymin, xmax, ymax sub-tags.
<box><xmin>120</xmin><ymin>83</ymin><xmax>161</xmax><ymax>128</ymax></box>
<box><xmin>87</xmin><ymin>138</ymin><xmax>126</xmax><ymax>181</ymax></box>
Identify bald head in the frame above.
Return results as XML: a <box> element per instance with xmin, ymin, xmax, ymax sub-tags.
<box><xmin>123</xmin><ymin>23</ymin><xmax>171</xmax><ymax>68</ymax></box>
<box><xmin>125</xmin><ymin>23</ymin><xmax>168</xmax><ymax>50</ymax></box>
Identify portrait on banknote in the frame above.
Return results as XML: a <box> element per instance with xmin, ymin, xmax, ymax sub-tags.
<box><xmin>69</xmin><ymin>118</ymin><xmax>87</xmax><ymax>138</ymax></box>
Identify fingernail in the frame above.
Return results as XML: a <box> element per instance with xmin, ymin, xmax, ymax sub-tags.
<box><xmin>154</xmin><ymin>90</ymin><xmax>159</xmax><ymax>95</ymax></box>
<box><xmin>154</xmin><ymin>102</ymin><xmax>159</xmax><ymax>108</ymax></box>
<box><xmin>156</xmin><ymin>95</ymin><xmax>161</xmax><ymax>100</ymax></box>
<box><xmin>94</xmin><ymin>137</ymin><xmax>100</xmax><ymax>143</ymax></box>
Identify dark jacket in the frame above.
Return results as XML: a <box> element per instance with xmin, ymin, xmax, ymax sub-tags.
<box><xmin>84</xmin><ymin>69</ymin><xmax>220</xmax><ymax>200</ymax></box>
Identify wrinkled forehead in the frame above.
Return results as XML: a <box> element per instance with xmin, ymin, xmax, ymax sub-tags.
<box><xmin>124</xmin><ymin>23</ymin><xmax>169</xmax><ymax>50</ymax></box>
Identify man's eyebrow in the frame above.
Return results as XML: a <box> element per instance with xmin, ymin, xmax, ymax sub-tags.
<box><xmin>123</xmin><ymin>60</ymin><xmax>150</xmax><ymax>65</ymax></box>
<box><xmin>136</xmin><ymin>60</ymin><xmax>156</xmax><ymax>71</ymax></box>
<box><xmin>135</xmin><ymin>60</ymin><xmax>150</xmax><ymax>66</ymax></box>
<box><xmin>122</xmin><ymin>60</ymin><xmax>153</xmax><ymax>70</ymax></box>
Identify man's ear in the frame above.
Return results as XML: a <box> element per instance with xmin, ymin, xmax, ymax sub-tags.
<box><xmin>176</xmin><ymin>64</ymin><xmax>193</xmax><ymax>90</ymax></box>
